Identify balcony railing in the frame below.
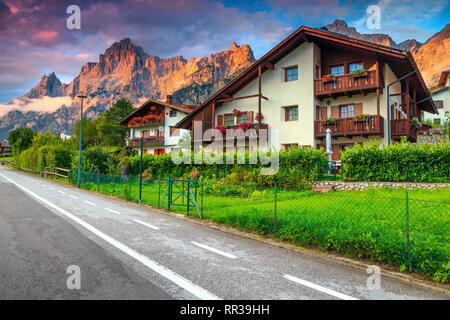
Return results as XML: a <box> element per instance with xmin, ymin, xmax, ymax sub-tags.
<box><xmin>128</xmin><ymin>114</ymin><xmax>165</xmax><ymax>128</ymax></box>
<box><xmin>201</xmin><ymin>123</ymin><xmax>269</xmax><ymax>142</ymax></box>
<box><xmin>314</xmin><ymin>115</ymin><xmax>384</xmax><ymax>139</ymax></box>
<box><xmin>128</xmin><ymin>136</ymin><xmax>165</xmax><ymax>147</ymax></box>
<box><xmin>391</xmin><ymin>119</ymin><xmax>417</xmax><ymax>141</ymax></box>
<box><xmin>314</xmin><ymin>70</ymin><xmax>378</xmax><ymax>98</ymax></box>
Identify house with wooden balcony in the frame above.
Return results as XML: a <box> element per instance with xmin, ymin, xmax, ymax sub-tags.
<box><xmin>423</xmin><ymin>70</ymin><xmax>449</xmax><ymax>126</ymax></box>
<box><xmin>119</xmin><ymin>95</ymin><xmax>194</xmax><ymax>155</ymax></box>
<box><xmin>175</xmin><ymin>26</ymin><xmax>437</xmax><ymax>159</ymax></box>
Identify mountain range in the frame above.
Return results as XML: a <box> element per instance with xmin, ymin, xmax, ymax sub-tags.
<box><xmin>0</xmin><ymin>19</ymin><xmax>448</xmax><ymax>139</ymax></box>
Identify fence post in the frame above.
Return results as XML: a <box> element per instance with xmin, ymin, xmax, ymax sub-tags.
<box><xmin>405</xmin><ymin>191</ymin><xmax>412</xmax><ymax>272</ymax></box>
<box><xmin>201</xmin><ymin>178</ymin><xmax>204</xmax><ymax>218</ymax></box>
<box><xmin>274</xmin><ymin>183</ymin><xmax>277</xmax><ymax>237</ymax></box>
<box><xmin>168</xmin><ymin>175</ymin><xmax>171</xmax><ymax>211</ymax></box>
<box><xmin>187</xmin><ymin>177</ymin><xmax>190</xmax><ymax>216</ymax></box>
<box><xmin>112</xmin><ymin>175</ymin><xmax>115</xmax><ymax>195</ymax></box>
<box><xmin>158</xmin><ymin>173</ymin><xmax>161</xmax><ymax>208</ymax></box>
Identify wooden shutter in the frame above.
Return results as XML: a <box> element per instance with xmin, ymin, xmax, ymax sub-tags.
<box><xmin>218</xmin><ymin>115</ymin><xmax>223</xmax><ymax>126</ymax></box>
<box><xmin>354</xmin><ymin>103</ymin><xmax>363</xmax><ymax>116</ymax></box>
<box><xmin>331</xmin><ymin>106</ymin><xmax>339</xmax><ymax>118</ymax></box>
<box><xmin>247</xmin><ymin>111</ymin><xmax>254</xmax><ymax>124</ymax></box>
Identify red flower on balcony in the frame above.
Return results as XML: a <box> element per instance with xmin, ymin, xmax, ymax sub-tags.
<box><xmin>323</xmin><ymin>74</ymin><xmax>335</xmax><ymax>81</ymax></box>
<box><xmin>255</xmin><ymin>113</ymin><xmax>264</xmax><ymax>121</ymax></box>
<box><xmin>232</xmin><ymin>109</ymin><xmax>243</xmax><ymax>117</ymax></box>
<box><xmin>238</xmin><ymin>122</ymin><xmax>250</xmax><ymax>131</ymax></box>
<box><xmin>214</xmin><ymin>125</ymin><xmax>227</xmax><ymax>134</ymax></box>
<box><xmin>150</xmin><ymin>106</ymin><xmax>157</xmax><ymax>111</ymax></box>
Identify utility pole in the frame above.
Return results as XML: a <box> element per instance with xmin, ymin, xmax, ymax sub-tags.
<box><xmin>77</xmin><ymin>95</ymin><xmax>87</xmax><ymax>188</ymax></box>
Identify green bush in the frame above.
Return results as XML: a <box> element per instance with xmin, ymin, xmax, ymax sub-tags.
<box><xmin>18</xmin><ymin>145</ymin><xmax>74</xmax><ymax>172</ymax></box>
<box><xmin>342</xmin><ymin>139</ymin><xmax>450</xmax><ymax>182</ymax></box>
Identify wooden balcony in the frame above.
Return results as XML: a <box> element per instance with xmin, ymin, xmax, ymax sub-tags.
<box><xmin>128</xmin><ymin>136</ymin><xmax>165</xmax><ymax>147</ymax></box>
<box><xmin>315</xmin><ymin>70</ymin><xmax>378</xmax><ymax>98</ymax></box>
<box><xmin>314</xmin><ymin>115</ymin><xmax>384</xmax><ymax>139</ymax></box>
<box><xmin>391</xmin><ymin>119</ymin><xmax>417</xmax><ymax>142</ymax></box>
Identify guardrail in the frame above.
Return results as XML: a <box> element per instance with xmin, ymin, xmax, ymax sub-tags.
<box><xmin>44</xmin><ymin>167</ymin><xmax>71</xmax><ymax>182</ymax></box>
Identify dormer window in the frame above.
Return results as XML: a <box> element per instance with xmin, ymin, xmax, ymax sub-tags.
<box><xmin>285</xmin><ymin>66</ymin><xmax>298</xmax><ymax>82</ymax></box>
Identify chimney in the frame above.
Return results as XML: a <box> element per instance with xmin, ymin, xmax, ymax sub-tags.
<box><xmin>166</xmin><ymin>95</ymin><xmax>173</xmax><ymax>104</ymax></box>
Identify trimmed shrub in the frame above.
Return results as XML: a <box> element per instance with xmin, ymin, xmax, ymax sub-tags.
<box><xmin>342</xmin><ymin>140</ymin><xmax>450</xmax><ymax>182</ymax></box>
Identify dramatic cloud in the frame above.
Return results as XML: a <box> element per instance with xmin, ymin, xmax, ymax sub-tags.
<box><xmin>0</xmin><ymin>96</ymin><xmax>74</xmax><ymax>116</ymax></box>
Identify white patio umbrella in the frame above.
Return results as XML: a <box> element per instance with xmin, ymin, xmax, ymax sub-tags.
<box><xmin>325</xmin><ymin>128</ymin><xmax>333</xmax><ymax>161</ymax></box>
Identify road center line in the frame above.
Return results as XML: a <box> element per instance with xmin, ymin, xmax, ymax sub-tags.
<box><xmin>58</xmin><ymin>190</ymin><xmax>66</xmax><ymax>194</ymax></box>
<box><xmin>283</xmin><ymin>274</ymin><xmax>358</xmax><ymax>300</ymax></box>
<box><xmin>70</xmin><ymin>195</ymin><xmax>78</xmax><ymax>199</ymax></box>
<box><xmin>191</xmin><ymin>241</ymin><xmax>238</xmax><ymax>259</ymax></box>
<box><xmin>0</xmin><ymin>172</ymin><xmax>220</xmax><ymax>300</ymax></box>
<box><xmin>83</xmin><ymin>200</ymin><xmax>96</xmax><ymax>206</ymax></box>
<box><xmin>105</xmin><ymin>208</ymin><xmax>121</xmax><ymax>215</ymax></box>
<box><xmin>133</xmin><ymin>219</ymin><xmax>159</xmax><ymax>230</ymax></box>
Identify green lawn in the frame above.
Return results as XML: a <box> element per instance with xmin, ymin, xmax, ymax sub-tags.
<box><xmin>72</xmin><ymin>173</ymin><xmax>450</xmax><ymax>282</ymax></box>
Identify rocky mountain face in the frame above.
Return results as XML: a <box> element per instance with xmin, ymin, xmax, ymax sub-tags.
<box><xmin>0</xmin><ymin>39</ymin><xmax>255</xmax><ymax>139</ymax></box>
<box><xmin>325</xmin><ymin>20</ymin><xmax>449</xmax><ymax>86</ymax></box>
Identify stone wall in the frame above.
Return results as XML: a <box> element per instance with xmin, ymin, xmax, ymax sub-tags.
<box><xmin>312</xmin><ymin>181</ymin><xmax>450</xmax><ymax>191</ymax></box>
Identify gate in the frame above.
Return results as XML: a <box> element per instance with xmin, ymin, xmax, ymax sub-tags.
<box><xmin>160</xmin><ymin>177</ymin><xmax>202</xmax><ymax>218</ymax></box>
<box><xmin>316</xmin><ymin>160</ymin><xmax>342</xmax><ymax>181</ymax></box>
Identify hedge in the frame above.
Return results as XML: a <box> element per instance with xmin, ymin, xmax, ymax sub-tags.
<box><xmin>124</xmin><ymin>146</ymin><xmax>327</xmax><ymax>190</ymax></box>
<box><xmin>18</xmin><ymin>145</ymin><xmax>74</xmax><ymax>172</ymax></box>
<box><xmin>341</xmin><ymin>140</ymin><xmax>450</xmax><ymax>182</ymax></box>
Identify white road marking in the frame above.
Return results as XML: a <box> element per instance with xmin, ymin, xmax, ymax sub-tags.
<box><xmin>58</xmin><ymin>190</ymin><xmax>66</xmax><ymax>194</ymax></box>
<box><xmin>283</xmin><ymin>274</ymin><xmax>358</xmax><ymax>300</ymax></box>
<box><xmin>49</xmin><ymin>187</ymin><xmax>55</xmax><ymax>190</ymax></box>
<box><xmin>133</xmin><ymin>219</ymin><xmax>159</xmax><ymax>230</ymax></box>
<box><xmin>105</xmin><ymin>208</ymin><xmax>121</xmax><ymax>215</ymax></box>
<box><xmin>191</xmin><ymin>241</ymin><xmax>238</xmax><ymax>259</ymax></box>
<box><xmin>41</xmin><ymin>184</ymin><xmax>48</xmax><ymax>187</ymax></box>
<box><xmin>0</xmin><ymin>172</ymin><xmax>220</xmax><ymax>300</ymax></box>
<box><xmin>83</xmin><ymin>200</ymin><xmax>96</xmax><ymax>206</ymax></box>
<box><xmin>70</xmin><ymin>195</ymin><xmax>78</xmax><ymax>199</ymax></box>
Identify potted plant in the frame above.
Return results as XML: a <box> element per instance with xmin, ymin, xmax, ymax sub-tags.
<box><xmin>411</xmin><ymin>117</ymin><xmax>422</xmax><ymax>129</ymax></box>
<box><xmin>354</xmin><ymin>114</ymin><xmax>369</xmax><ymax>122</ymax></box>
<box><xmin>214</xmin><ymin>125</ymin><xmax>227</xmax><ymax>134</ymax></box>
<box><xmin>232</xmin><ymin>109</ymin><xmax>243</xmax><ymax>117</ymax></box>
<box><xmin>238</xmin><ymin>122</ymin><xmax>250</xmax><ymax>132</ymax></box>
<box><xmin>255</xmin><ymin>113</ymin><xmax>264</xmax><ymax>122</ymax></box>
<box><xmin>323</xmin><ymin>74</ymin><xmax>335</xmax><ymax>82</ymax></box>
<box><xmin>321</xmin><ymin>117</ymin><xmax>336</xmax><ymax>125</ymax></box>
<box><xmin>352</xmin><ymin>69</ymin><xmax>368</xmax><ymax>77</ymax></box>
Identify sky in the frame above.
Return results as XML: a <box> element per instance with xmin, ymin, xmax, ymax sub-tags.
<box><xmin>0</xmin><ymin>0</ymin><xmax>449</xmax><ymax>103</ymax></box>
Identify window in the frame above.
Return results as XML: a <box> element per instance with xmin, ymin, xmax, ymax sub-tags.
<box><xmin>170</xmin><ymin>127</ymin><xmax>180</xmax><ymax>137</ymax></box>
<box><xmin>169</xmin><ymin>110</ymin><xmax>177</xmax><ymax>117</ymax></box>
<box><xmin>238</xmin><ymin>113</ymin><xmax>247</xmax><ymax>124</ymax></box>
<box><xmin>340</xmin><ymin>105</ymin><xmax>354</xmax><ymax>118</ymax></box>
<box><xmin>434</xmin><ymin>118</ymin><xmax>441</xmax><ymax>125</ymax></box>
<box><xmin>349</xmin><ymin>62</ymin><xmax>363</xmax><ymax>73</ymax></box>
<box><xmin>285</xmin><ymin>106</ymin><xmax>298</xmax><ymax>121</ymax></box>
<box><xmin>284</xmin><ymin>144</ymin><xmax>298</xmax><ymax>152</ymax></box>
<box><xmin>435</xmin><ymin>100</ymin><xmax>443</xmax><ymax>109</ymax></box>
<box><xmin>331</xmin><ymin>65</ymin><xmax>345</xmax><ymax>76</ymax></box>
<box><xmin>225</xmin><ymin>114</ymin><xmax>235</xmax><ymax>126</ymax></box>
<box><xmin>285</xmin><ymin>66</ymin><xmax>298</xmax><ymax>82</ymax></box>
<box><xmin>154</xmin><ymin>149</ymin><xmax>165</xmax><ymax>155</ymax></box>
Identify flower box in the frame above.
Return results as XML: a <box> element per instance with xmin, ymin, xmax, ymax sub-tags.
<box><xmin>320</xmin><ymin>117</ymin><xmax>336</xmax><ymax>125</ymax></box>
<box><xmin>323</xmin><ymin>74</ymin><xmax>335</xmax><ymax>82</ymax></box>
<box><xmin>232</xmin><ymin>109</ymin><xmax>243</xmax><ymax>117</ymax></box>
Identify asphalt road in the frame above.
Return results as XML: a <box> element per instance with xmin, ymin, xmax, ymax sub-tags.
<box><xmin>0</xmin><ymin>166</ymin><xmax>448</xmax><ymax>300</ymax></box>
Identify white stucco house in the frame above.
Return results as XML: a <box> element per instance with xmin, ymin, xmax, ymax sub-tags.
<box><xmin>119</xmin><ymin>95</ymin><xmax>194</xmax><ymax>155</ymax></box>
<box><xmin>175</xmin><ymin>26</ymin><xmax>437</xmax><ymax>160</ymax></box>
<box><xmin>423</xmin><ymin>70</ymin><xmax>449</xmax><ymax>125</ymax></box>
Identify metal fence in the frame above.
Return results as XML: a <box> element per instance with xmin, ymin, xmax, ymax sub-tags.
<box><xmin>69</xmin><ymin>169</ymin><xmax>449</xmax><ymax>282</ymax></box>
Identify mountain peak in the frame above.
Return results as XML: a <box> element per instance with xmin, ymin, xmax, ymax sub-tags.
<box><xmin>25</xmin><ymin>72</ymin><xmax>64</xmax><ymax>98</ymax></box>
<box><xmin>229</xmin><ymin>42</ymin><xmax>240</xmax><ymax>51</ymax></box>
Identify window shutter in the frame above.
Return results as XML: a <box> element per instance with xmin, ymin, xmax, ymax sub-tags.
<box><xmin>354</xmin><ymin>103</ymin><xmax>363</xmax><ymax>116</ymax></box>
<box><xmin>247</xmin><ymin>111</ymin><xmax>254</xmax><ymax>124</ymax></box>
<box><xmin>218</xmin><ymin>115</ymin><xmax>223</xmax><ymax>126</ymax></box>
<box><xmin>331</xmin><ymin>106</ymin><xmax>339</xmax><ymax>118</ymax></box>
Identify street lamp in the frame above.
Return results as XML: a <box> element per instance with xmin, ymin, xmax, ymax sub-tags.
<box><xmin>77</xmin><ymin>95</ymin><xmax>87</xmax><ymax>188</ymax></box>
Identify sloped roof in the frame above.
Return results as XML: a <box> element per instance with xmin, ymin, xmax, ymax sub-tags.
<box><xmin>119</xmin><ymin>98</ymin><xmax>195</xmax><ymax>125</ymax></box>
<box><xmin>176</xmin><ymin>25</ymin><xmax>437</xmax><ymax>128</ymax></box>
